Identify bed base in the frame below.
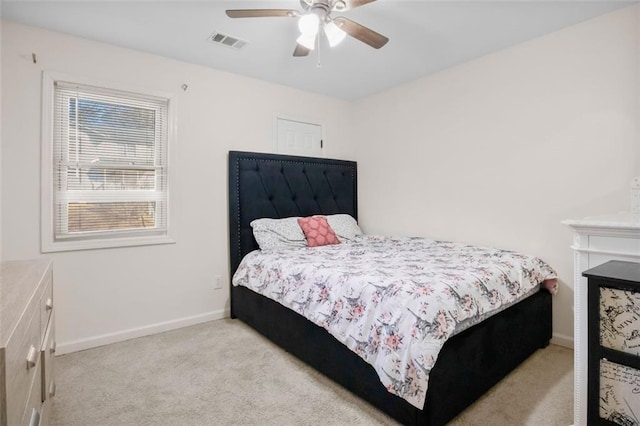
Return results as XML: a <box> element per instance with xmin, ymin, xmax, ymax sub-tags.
<box><xmin>227</xmin><ymin>150</ymin><xmax>553</xmax><ymax>425</ymax></box>
<box><xmin>232</xmin><ymin>285</ymin><xmax>551</xmax><ymax>425</ymax></box>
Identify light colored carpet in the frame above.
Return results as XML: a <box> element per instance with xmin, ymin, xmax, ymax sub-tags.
<box><xmin>52</xmin><ymin>319</ymin><xmax>573</xmax><ymax>425</ymax></box>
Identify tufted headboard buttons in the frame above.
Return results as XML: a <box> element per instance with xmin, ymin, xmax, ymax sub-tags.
<box><xmin>228</xmin><ymin>151</ymin><xmax>358</xmax><ymax>286</ymax></box>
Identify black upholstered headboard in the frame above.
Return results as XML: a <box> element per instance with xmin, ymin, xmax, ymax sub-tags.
<box><xmin>228</xmin><ymin>151</ymin><xmax>358</xmax><ymax>277</ymax></box>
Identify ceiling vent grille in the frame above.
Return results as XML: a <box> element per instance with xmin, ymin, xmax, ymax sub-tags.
<box><xmin>208</xmin><ymin>31</ymin><xmax>247</xmax><ymax>50</ymax></box>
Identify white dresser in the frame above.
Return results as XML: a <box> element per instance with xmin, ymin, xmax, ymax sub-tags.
<box><xmin>563</xmin><ymin>213</ymin><xmax>640</xmax><ymax>426</ymax></box>
<box><xmin>0</xmin><ymin>259</ymin><xmax>55</xmax><ymax>426</ymax></box>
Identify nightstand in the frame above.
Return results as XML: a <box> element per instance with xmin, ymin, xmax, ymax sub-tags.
<box><xmin>583</xmin><ymin>260</ymin><xmax>640</xmax><ymax>426</ymax></box>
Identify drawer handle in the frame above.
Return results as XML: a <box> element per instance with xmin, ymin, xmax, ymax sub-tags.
<box><xmin>50</xmin><ymin>340</ymin><xmax>57</xmax><ymax>354</ymax></box>
<box><xmin>49</xmin><ymin>381</ymin><xmax>56</xmax><ymax>398</ymax></box>
<box><xmin>45</xmin><ymin>298</ymin><xmax>53</xmax><ymax>310</ymax></box>
<box><xmin>26</xmin><ymin>345</ymin><xmax>37</xmax><ymax>369</ymax></box>
<box><xmin>28</xmin><ymin>408</ymin><xmax>40</xmax><ymax>426</ymax></box>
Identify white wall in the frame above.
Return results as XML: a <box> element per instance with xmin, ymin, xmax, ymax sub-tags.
<box><xmin>1</xmin><ymin>20</ymin><xmax>355</xmax><ymax>353</ymax></box>
<box><xmin>3</xmin><ymin>5</ymin><xmax>640</xmax><ymax>353</ymax></box>
<box><xmin>0</xmin><ymin>16</ymin><xmax>3</xmax><ymax>263</ymax></box>
<box><xmin>353</xmin><ymin>5</ymin><xmax>640</xmax><ymax>346</ymax></box>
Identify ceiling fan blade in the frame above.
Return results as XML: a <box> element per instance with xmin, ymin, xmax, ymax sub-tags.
<box><xmin>300</xmin><ymin>0</ymin><xmax>312</xmax><ymax>11</ymax></box>
<box><xmin>226</xmin><ymin>9</ymin><xmax>299</xmax><ymax>18</ymax></box>
<box><xmin>293</xmin><ymin>44</ymin><xmax>311</xmax><ymax>57</ymax></box>
<box><xmin>333</xmin><ymin>17</ymin><xmax>389</xmax><ymax>49</ymax></box>
<box><xmin>340</xmin><ymin>0</ymin><xmax>377</xmax><ymax>11</ymax></box>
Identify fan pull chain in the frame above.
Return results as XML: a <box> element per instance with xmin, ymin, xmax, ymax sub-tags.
<box><xmin>316</xmin><ymin>34</ymin><xmax>322</xmax><ymax>68</ymax></box>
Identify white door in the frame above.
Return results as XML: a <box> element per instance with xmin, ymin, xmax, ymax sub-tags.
<box><xmin>275</xmin><ymin>118</ymin><xmax>323</xmax><ymax>157</ymax></box>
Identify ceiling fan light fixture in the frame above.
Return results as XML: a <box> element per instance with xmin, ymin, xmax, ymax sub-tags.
<box><xmin>298</xmin><ymin>13</ymin><xmax>320</xmax><ymax>35</ymax></box>
<box><xmin>324</xmin><ymin>21</ymin><xmax>346</xmax><ymax>47</ymax></box>
<box><xmin>296</xmin><ymin>32</ymin><xmax>316</xmax><ymax>50</ymax></box>
<box><xmin>225</xmin><ymin>0</ymin><xmax>390</xmax><ymax>57</ymax></box>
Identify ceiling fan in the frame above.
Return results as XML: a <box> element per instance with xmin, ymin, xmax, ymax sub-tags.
<box><xmin>225</xmin><ymin>0</ymin><xmax>389</xmax><ymax>57</ymax></box>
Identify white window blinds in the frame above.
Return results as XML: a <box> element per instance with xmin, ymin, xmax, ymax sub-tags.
<box><xmin>52</xmin><ymin>81</ymin><xmax>169</xmax><ymax>242</ymax></box>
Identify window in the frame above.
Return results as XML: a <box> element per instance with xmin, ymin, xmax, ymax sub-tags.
<box><xmin>41</xmin><ymin>72</ymin><xmax>175</xmax><ymax>252</ymax></box>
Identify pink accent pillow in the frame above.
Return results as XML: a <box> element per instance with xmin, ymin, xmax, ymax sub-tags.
<box><xmin>297</xmin><ymin>216</ymin><xmax>341</xmax><ymax>247</ymax></box>
<box><xmin>543</xmin><ymin>278</ymin><xmax>558</xmax><ymax>295</ymax></box>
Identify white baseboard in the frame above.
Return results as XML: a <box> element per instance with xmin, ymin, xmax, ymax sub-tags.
<box><xmin>56</xmin><ymin>310</ymin><xmax>575</xmax><ymax>354</ymax></box>
<box><xmin>550</xmin><ymin>332</ymin><xmax>574</xmax><ymax>349</ymax></box>
<box><xmin>56</xmin><ymin>309</ymin><xmax>229</xmax><ymax>355</ymax></box>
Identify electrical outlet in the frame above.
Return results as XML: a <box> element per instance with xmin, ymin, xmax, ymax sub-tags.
<box><xmin>214</xmin><ymin>275</ymin><xmax>223</xmax><ymax>290</ymax></box>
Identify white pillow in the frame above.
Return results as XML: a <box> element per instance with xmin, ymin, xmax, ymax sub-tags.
<box><xmin>250</xmin><ymin>217</ymin><xmax>306</xmax><ymax>251</ymax></box>
<box><xmin>250</xmin><ymin>214</ymin><xmax>363</xmax><ymax>250</ymax></box>
<box><xmin>326</xmin><ymin>214</ymin><xmax>362</xmax><ymax>241</ymax></box>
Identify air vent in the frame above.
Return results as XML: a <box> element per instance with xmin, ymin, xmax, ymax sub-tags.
<box><xmin>208</xmin><ymin>31</ymin><xmax>248</xmax><ymax>50</ymax></box>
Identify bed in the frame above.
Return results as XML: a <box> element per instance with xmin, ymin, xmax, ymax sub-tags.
<box><xmin>228</xmin><ymin>150</ymin><xmax>553</xmax><ymax>425</ymax></box>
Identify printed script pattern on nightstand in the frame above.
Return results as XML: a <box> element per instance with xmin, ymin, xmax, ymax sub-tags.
<box><xmin>600</xmin><ymin>287</ymin><xmax>640</xmax><ymax>356</ymax></box>
<box><xmin>599</xmin><ymin>359</ymin><xmax>640</xmax><ymax>425</ymax></box>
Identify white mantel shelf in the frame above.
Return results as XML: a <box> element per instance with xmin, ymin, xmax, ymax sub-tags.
<box><xmin>562</xmin><ymin>212</ymin><xmax>640</xmax><ymax>236</ymax></box>
<box><xmin>563</xmin><ymin>212</ymin><xmax>640</xmax><ymax>426</ymax></box>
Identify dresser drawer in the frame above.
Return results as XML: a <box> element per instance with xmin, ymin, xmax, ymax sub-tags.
<box><xmin>40</xmin><ymin>312</ymin><xmax>55</xmax><ymax>404</ymax></box>
<box><xmin>5</xmin><ymin>308</ymin><xmax>41</xmax><ymax>426</ymax></box>
<box><xmin>40</xmin><ymin>399</ymin><xmax>51</xmax><ymax>426</ymax></box>
<box><xmin>39</xmin><ymin>271</ymin><xmax>53</xmax><ymax>340</ymax></box>
<box><xmin>39</xmin><ymin>314</ymin><xmax>55</xmax><ymax>426</ymax></box>
<box><xmin>19</xmin><ymin>361</ymin><xmax>42</xmax><ymax>426</ymax></box>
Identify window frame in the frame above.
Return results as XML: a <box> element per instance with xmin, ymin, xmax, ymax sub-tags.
<box><xmin>41</xmin><ymin>71</ymin><xmax>176</xmax><ymax>252</ymax></box>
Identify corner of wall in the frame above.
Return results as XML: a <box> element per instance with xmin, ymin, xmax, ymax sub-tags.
<box><xmin>637</xmin><ymin>3</ymin><xmax>640</xmax><ymax>177</ymax></box>
<box><xmin>1</xmin><ymin>17</ymin><xmax>4</xmax><ymax>263</ymax></box>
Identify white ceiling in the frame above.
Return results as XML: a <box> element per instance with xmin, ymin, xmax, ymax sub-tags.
<box><xmin>1</xmin><ymin>1</ymin><xmax>636</xmax><ymax>100</ymax></box>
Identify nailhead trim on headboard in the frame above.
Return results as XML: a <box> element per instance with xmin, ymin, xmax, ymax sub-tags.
<box><xmin>228</xmin><ymin>151</ymin><xmax>358</xmax><ymax>286</ymax></box>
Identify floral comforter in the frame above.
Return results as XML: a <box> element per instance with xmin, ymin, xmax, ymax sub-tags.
<box><xmin>232</xmin><ymin>235</ymin><xmax>557</xmax><ymax>408</ymax></box>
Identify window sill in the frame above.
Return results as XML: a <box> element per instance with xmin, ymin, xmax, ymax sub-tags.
<box><xmin>41</xmin><ymin>234</ymin><xmax>176</xmax><ymax>253</ymax></box>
